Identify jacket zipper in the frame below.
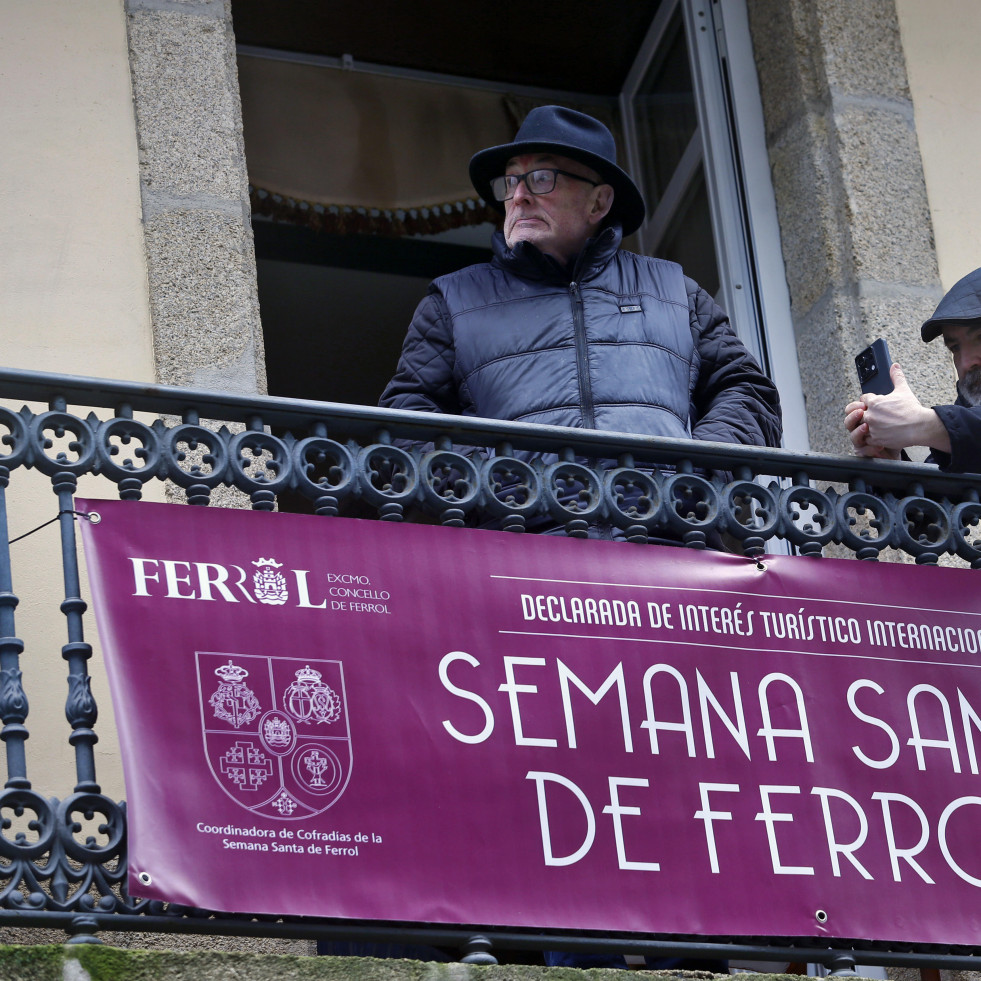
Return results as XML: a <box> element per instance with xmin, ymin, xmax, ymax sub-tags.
<box><xmin>569</xmin><ymin>281</ymin><xmax>596</xmax><ymax>429</ymax></box>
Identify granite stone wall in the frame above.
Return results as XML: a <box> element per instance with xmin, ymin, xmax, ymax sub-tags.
<box><xmin>745</xmin><ymin>0</ymin><xmax>953</xmax><ymax>456</ymax></box>
<box><xmin>124</xmin><ymin>0</ymin><xmax>266</xmax><ymax>395</ymax></box>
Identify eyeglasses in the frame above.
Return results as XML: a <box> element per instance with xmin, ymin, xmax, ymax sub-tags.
<box><xmin>489</xmin><ymin>168</ymin><xmax>600</xmax><ymax>202</ymax></box>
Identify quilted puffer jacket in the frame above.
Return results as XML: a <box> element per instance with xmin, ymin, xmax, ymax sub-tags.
<box><xmin>922</xmin><ymin>266</ymin><xmax>981</xmax><ymax>474</ymax></box>
<box><xmin>380</xmin><ymin>225</ymin><xmax>782</xmax><ymax>453</ymax></box>
<box><xmin>931</xmin><ymin>395</ymin><xmax>981</xmax><ymax>473</ymax></box>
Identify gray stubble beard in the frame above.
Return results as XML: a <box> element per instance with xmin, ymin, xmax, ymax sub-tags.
<box><xmin>958</xmin><ymin>366</ymin><xmax>981</xmax><ymax>406</ymax></box>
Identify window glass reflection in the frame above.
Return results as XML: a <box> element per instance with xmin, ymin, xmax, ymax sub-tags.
<box><xmin>634</xmin><ymin>9</ymin><xmax>696</xmax><ymax>209</ymax></box>
<box><xmin>657</xmin><ymin>166</ymin><xmax>719</xmax><ymax>297</ymax></box>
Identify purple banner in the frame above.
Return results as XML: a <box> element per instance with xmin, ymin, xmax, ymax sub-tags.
<box><xmin>77</xmin><ymin>499</ymin><xmax>981</xmax><ymax>944</ymax></box>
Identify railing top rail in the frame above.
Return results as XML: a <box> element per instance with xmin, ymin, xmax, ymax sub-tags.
<box><xmin>2</xmin><ymin>366</ymin><xmax>979</xmax><ymax>496</ymax></box>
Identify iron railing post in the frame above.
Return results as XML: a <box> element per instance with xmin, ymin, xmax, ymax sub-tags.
<box><xmin>52</xmin><ymin>472</ymin><xmax>99</xmax><ymax>795</ymax></box>
<box><xmin>0</xmin><ymin>465</ymin><xmax>30</xmax><ymax>790</ymax></box>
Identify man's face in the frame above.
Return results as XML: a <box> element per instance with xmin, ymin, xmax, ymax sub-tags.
<box><xmin>942</xmin><ymin>322</ymin><xmax>981</xmax><ymax>406</ymax></box>
<box><xmin>502</xmin><ymin>152</ymin><xmax>613</xmax><ymax>265</ymax></box>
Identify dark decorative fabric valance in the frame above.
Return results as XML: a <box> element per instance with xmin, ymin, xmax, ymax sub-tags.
<box><xmin>248</xmin><ymin>186</ymin><xmax>499</xmax><ymax>237</ymax></box>
<box><xmin>239</xmin><ymin>54</ymin><xmax>521</xmax><ymax>236</ymax></box>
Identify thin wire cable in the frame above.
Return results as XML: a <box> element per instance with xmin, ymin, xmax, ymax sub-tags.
<box><xmin>7</xmin><ymin>510</ymin><xmax>94</xmax><ymax>545</ymax></box>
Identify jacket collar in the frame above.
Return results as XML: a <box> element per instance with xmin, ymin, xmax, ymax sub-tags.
<box><xmin>491</xmin><ymin>224</ymin><xmax>623</xmax><ymax>283</ymax></box>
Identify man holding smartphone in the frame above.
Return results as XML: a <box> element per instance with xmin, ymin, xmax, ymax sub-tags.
<box><xmin>844</xmin><ymin>266</ymin><xmax>981</xmax><ymax>474</ymax></box>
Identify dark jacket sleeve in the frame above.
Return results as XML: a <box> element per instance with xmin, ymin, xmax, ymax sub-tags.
<box><xmin>686</xmin><ymin>278</ymin><xmax>783</xmax><ymax>448</ymax></box>
<box><xmin>927</xmin><ymin>399</ymin><xmax>981</xmax><ymax>474</ymax></box>
<box><xmin>378</xmin><ymin>289</ymin><xmax>461</xmax><ymax>414</ymax></box>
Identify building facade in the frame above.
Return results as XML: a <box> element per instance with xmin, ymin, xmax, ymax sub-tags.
<box><xmin>2</xmin><ymin>0</ymin><xmax>980</xmax><ymax>951</ymax></box>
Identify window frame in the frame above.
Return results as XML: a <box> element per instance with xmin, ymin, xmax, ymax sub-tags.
<box><xmin>620</xmin><ymin>0</ymin><xmax>808</xmax><ymax>450</ymax></box>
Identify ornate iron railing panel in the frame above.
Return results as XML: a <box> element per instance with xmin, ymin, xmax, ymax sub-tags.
<box><xmin>1</xmin><ymin>366</ymin><xmax>980</xmax><ymax>969</ymax></box>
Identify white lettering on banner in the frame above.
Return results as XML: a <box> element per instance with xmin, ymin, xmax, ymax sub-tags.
<box><xmin>847</xmin><ymin>680</ymin><xmax>981</xmax><ymax>774</ymax></box>
<box><xmin>294</xmin><ymin>569</ymin><xmax>327</xmax><ymax>609</ymax></box>
<box><xmin>514</xmin><ymin>588</ymin><xmax>981</xmax><ymax>660</ymax></box>
<box><xmin>755</xmin><ymin>785</ymin><xmax>814</xmax><ymax>875</ymax></box>
<box><xmin>293</xmin><ymin>574</ymin><xmax>389</xmax><ymax>606</ymax></box>
<box><xmin>440</xmin><ymin>655</ymin><xmax>820</xmax><ymax>761</ymax></box>
<box><xmin>602</xmin><ymin>777</ymin><xmax>660</xmax><ymax>871</ymax></box>
<box><xmin>960</xmin><ymin>691</ymin><xmax>981</xmax><ymax>775</ymax></box>
<box><xmin>439</xmin><ymin>655</ymin><xmax>981</xmax><ymax>791</ymax></box>
<box><xmin>196</xmin><ymin>823</ymin><xmax>276</xmax><ymax>837</ymax></box>
<box><xmin>434</xmin><ymin>649</ymin><xmax>981</xmax><ymax>888</ymax></box>
<box><xmin>847</xmin><ymin>680</ymin><xmax>902</xmax><ymax>770</ymax></box>
<box><xmin>641</xmin><ymin>664</ymin><xmax>696</xmax><ymax>757</ymax></box>
<box><xmin>130</xmin><ymin>557</ymin><xmax>159</xmax><ymax>596</ymax></box>
<box><xmin>224</xmin><ymin>839</ymin><xmax>269</xmax><ymax>851</ymax></box>
<box><xmin>127</xmin><ymin>557</ymin><xmax>388</xmax><ymax>610</ymax></box>
<box><xmin>646</xmin><ymin>602</ymin><xmax>674</xmax><ymax>629</ymax></box>
<box><xmin>295</xmin><ymin>829</ymin><xmax>353</xmax><ymax>841</ymax></box>
<box><xmin>757</xmin><ymin>674</ymin><xmax>814</xmax><ymax>763</ymax></box>
<box><xmin>197</xmin><ymin>821</ymin><xmax>382</xmax><ymax>859</ymax></box>
<box><xmin>525</xmin><ymin>771</ymin><xmax>597</xmax><ymax>867</ymax></box>
<box><xmin>811</xmin><ymin>786</ymin><xmax>873</xmax><ymax>880</ymax></box>
<box><xmin>520</xmin><ymin>777</ymin><xmax>644</xmax><ymax>871</ymax></box>
<box><xmin>522</xmin><ymin>776</ymin><xmax>981</xmax><ymax>887</ymax></box>
<box><xmin>196</xmin><ymin>563</ymin><xmax>253</xmax><ymax>602</ymax></box>
<box><xmin>558</xmin><ymin>660</ymin><xmax>633</xmax><ymax>753</ymax></box>
<box><xmin>873</xmin><ymin>792</ymin><xmax>935</xmax><ymax>883</ymax></box>
<box><xmin>694</xmin><ymin>783</ymin><xmax>739</xmax><ymax>873</ymax></box>
<box><xmin>939</xmin><ymin>797</ymin><xmax>981</xmax><ymax>887</ymax></box>
<box><xmin>346</xmin><ymin>603</ymin><xmax>391</xmax><ymax>614</ymax></box>
<box><xmin>162</xmin><ymin>560</ymin><xmax>196</xmax><ymax>599</ymax></box>
<box><xmin>758</xmin><ymin>611</ymin><xmax>862</xmax><ymax>644</ymax></box>
<box><xmin>329</xmin><ymin>588</ymin><xmax>390</xmax><ymax>599</ymax></box>
<box><xmin>521</xmin><ymin>593</ymin><xmax>642</xmax><ymax>627</ymax></box>
<box><xmin>499</xmin><ymin>657</ymin><xmax>558</xmax><ymax>748</ymax></box>
<box><xmin>907</xmin><ymin>684</ymin><xmax>961</xmax><ymax>773</ymax></box>
<box><xmin>439</xmin><ymin>652</ymin><xmax>494</xmax><ymax>744</ymax></box>
<box><xmin>130</xmin><ymin>557</ymin><xmax>256</xmax><ymax>603</ymax></box>
<box><xmin>698</xmin><ymin>671</ymin><xmax>751</xmax><ymax>761</ymax></box>
<box><xmin>677</xmin><ymin>602</ymin><xmax>752</xmax><ymax>636</ymax></box>
<box><xmin>119</xmin><ymin>537</ymin><xmax>981</xmax><ymax>896</ymax></box>
<box><xmin>867</xmin><ymin>619</ymin><xmax>981</xmax><ymax>653</ymax></box>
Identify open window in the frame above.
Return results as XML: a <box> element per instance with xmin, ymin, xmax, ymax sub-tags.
<box><xmin>232</xmin><ymin>0</ymin><xmax>805</xmax><ymax>447</ymax></box>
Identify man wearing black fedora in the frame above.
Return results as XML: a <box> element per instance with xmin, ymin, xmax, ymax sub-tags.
<box><xmin>378</xmin><ymin>107</ymin><xmax>762</xmax><ymax>969</ymax></box>
<box><xmin>380</xmin><ymin>106</ymin><xmax>780</xmax><ymax>497</ymax></box>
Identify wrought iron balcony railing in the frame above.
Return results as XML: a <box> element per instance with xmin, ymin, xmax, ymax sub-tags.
<box><xmin>1</xmin><ymin>365</ymin><xmax>979</xmax><ymax>971</ymax></box>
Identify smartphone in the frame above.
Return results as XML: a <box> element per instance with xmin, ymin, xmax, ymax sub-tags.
<box><xmin>855</xmin><ymin>338</ymin><xmax>893</xmax><ymax>395</ymax></box>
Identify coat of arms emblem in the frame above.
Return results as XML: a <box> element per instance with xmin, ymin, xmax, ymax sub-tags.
<box><xmin>209</xmin><ymin>661</ymin><xmax>261</xmax><ymax>728</ymax></box>
<box><xmin>197</xmin><ymin>652</ymin><xmax>351</xmax><ymax>818</ymax></box>
<box><xmin>252</xmin><ymin>557</ymin><xmax>289</xmax><ymax>605</ymax></box>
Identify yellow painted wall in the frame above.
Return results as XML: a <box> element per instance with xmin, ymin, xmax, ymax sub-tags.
<box><xmin>0</xmin><ymin>1</ymin><xmax>153</xmax><ymax>373</ymax></box>
<box><xmin>897</xmin><ymin>0</ymin><xmax>981</xmax><ymax>291</ymax></box>
<box><xmin>0</xmin><ymin>0</ymin><xmax>158</xmax><ymax>802</ymax></box>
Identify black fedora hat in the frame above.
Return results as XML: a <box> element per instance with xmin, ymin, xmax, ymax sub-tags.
<box><xmin>469</xmin><ymin>105</ymin><xmax>647</xmax><ymax>236</ymax></box>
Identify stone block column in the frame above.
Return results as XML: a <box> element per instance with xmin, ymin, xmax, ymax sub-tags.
<box><xmin>125</xmin><ymin>0</ymin><xmax>266</xmax><ymax>395</ymax></box>
<box><xmin>746</xmin><ymin>0</ymin><xmax>953</xmax><ymax>455</ymax></box>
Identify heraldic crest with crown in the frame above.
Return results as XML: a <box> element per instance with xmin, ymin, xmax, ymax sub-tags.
<box><xmin>197</xmin><ymin>651</ymin><xmax>351</xmax><ymax>818</ymax></box>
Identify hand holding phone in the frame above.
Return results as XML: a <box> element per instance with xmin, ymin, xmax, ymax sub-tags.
<box><xmin>855</xmin><ymin>338</ymin><xmax>893</xmax><ymax>395</ymax></box>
